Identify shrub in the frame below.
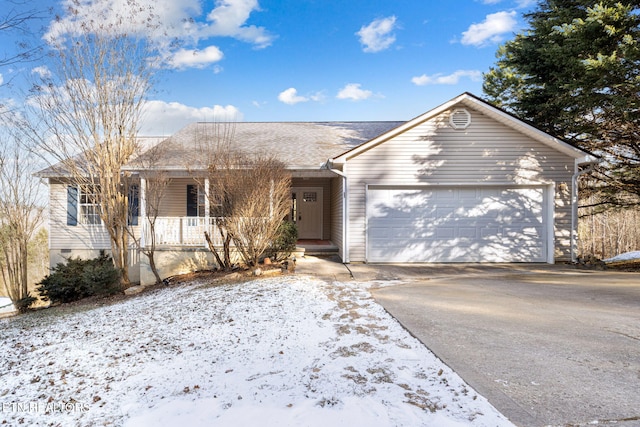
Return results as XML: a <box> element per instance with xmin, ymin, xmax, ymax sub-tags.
<box><xmin>268</xmin><ymin>220</ymin><xmax>298</xmax><ymax>261</ymax></box>
<box><xmin>37</xmin><ymin>252</ymin><xmax>121</xmax><ymax>304</ymax></box>
<box><xmin>15</xmin><ymin>293</ymin><xmax>38</xmax><ymax>313</ymax></box>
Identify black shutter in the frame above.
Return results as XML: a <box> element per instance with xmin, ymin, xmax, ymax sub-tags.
<box><xmin>67</xmin><ymin>186</ymin><xmax>78</xmax><ymax>226</ymax></box>
<box><xmin>186</xmin><ymin>185</ymin><xmax>198</xmax><ymax>217</ymax></box>
<box><xmin>128</xmin><ymin>185</ymin><xmax>139</xmax><ymax>226</ymax></box>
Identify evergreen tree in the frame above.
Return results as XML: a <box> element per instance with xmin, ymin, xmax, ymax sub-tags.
<box><xmin>484</xmin><ymin>1</ymin><xmax>640</xmax><ymax>208</ymax></box>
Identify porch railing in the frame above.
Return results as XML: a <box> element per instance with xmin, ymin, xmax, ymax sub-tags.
<box><xmin>145</xmin><ymin>217</ymin><xmax>223</xmax><ymax>247</ymax></box>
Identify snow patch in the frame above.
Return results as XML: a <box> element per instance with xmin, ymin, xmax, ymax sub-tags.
<box><xmin>603</xmin><ymin>251</ymin><xmax>640</xmax><ymax>263</ymax></box>
<box><xmin>0</xmin><ymin>297</ymin><xmax>14</xmax><ymax>314</ymax></box>
<box><xmin>0</xmin><ymin>277</ymin><xmax>514</xmax><ymax>426</ymax></box>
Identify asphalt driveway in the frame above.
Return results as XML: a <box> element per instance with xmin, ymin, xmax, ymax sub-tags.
<box><xmin>361</xmin><ymin>265</ymin><xmax>640</xmax><ymax>427</ymax></box>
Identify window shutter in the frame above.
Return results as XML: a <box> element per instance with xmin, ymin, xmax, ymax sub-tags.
<box><xmin>67</xmin><ymin>186</ymin><xmax>78</xmax><ymax>226</ymax></box>
<box><xmin>128</xmin><ymin>185</ymin><xmax>139</xmax><ymax>226</ymax></box>
<box><xmin>186</xmin><ymin>185</ymin><xmax>198</xmax><ymax>217</ymax></box>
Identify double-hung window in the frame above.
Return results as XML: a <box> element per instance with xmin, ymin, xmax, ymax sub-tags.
<box><xmin>67</xmin><ymin>184</ymin><xmax>101</xmax><ymax>225</ymax></box>
<box><xmin>187</xmin><ymin>184</ymin><xmax>222</xmax><ymax>222</ymax></box>
<box><xmin>67</xmin><ymin>184</ymin><xmax>139</xmax><ymax>226</ymax></box>
<box><xmin>79</xmin><ymin>185</ymin><xmax>101</xmax><ymax>225</ymax></box>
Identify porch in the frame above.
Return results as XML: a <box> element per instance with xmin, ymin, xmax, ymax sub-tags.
<box><xmin>143</xmin><ymin>218</ymin><xmax>339</xmax><ymax>255</ymax></box>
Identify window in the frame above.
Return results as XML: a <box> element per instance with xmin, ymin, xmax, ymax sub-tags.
<box><xmin>187</xmin><ymin>184</ymin><xmax>222</xmax><ymax>219</ymax></box>
<box><xmin>79</xmin><ymin>185</ymin><xmax>101</xmax><ymax>225</ymax></box>
<box><xmin>67</xmin><ymin>184</ymin><xmax>138</xmax><ymax>227</ymax></box>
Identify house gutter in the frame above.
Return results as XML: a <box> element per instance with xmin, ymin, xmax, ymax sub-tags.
<box><xmin>327</xmin><ymin>162</ymin><xmax>349</xmax><ymax>263</ymax></box>
<box><xmin>571</xmin><ymin>157</ymin><xmax>599</xmax><ymax>263</ymax></box>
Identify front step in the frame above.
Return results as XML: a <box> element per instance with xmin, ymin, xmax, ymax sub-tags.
<box><xmin>295</xmin><ymin>240</ymin><xmax>339</xmax><ymax>257</ymax></box>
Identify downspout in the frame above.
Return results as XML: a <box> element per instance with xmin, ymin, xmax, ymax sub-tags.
<box><xmin>571</xmin><ymin>159</ymin><xmax>598</xmax><ymax>263</ymax></box>
<box><xmin>327</xmin><ymin>162</ymin><xmax>349</xmax><ymax>263</ymax></box>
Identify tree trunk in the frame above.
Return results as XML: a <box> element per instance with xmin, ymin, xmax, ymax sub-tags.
<box><xmin>204</xmin><ymin>231</ymin><xmax>225</xmax><ymax>270</ymax></box>
<box><xmin>147</xmin><ymin>250</ymin><xmax>162</xmax><ymax>285</ymax></box>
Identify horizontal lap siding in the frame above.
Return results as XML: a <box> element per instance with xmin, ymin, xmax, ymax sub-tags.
<box><xmin>345</xmin><ymin>107</ymin><xmax>575</xmax><ymax>262</ymax></box>
<box><xmin>156</xmin><ymin>178</ymin><xmax>194</xmax><ymax>217</ymax></box>
<box><xmin>49</xmin><ymin>180</ymin><xmax>111</xmax><ymax>250</ymax></box>
<box><xmin>330</xmin><ymin>176</ymin><xmax>344</xmax><ymax>259</ymax></box>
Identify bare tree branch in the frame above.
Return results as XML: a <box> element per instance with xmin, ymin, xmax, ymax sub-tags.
<box><xmin>17</xmin><ymin>10</ymin><xmax>157</xmax><ymax>287</ymax></box>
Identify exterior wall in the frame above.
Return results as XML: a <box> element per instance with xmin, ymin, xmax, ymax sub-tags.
<box><xmin>48</xmin><ymin>178</ymin><xmax>141</xmax><ymax>282</ymax></box>
<box><xmin>155</xmin><ymin>177</ymin><xmax>195</xmax><ymax>217</ymax></box>
<box><xmin>291</xmin><ymin>178</ymin><xmax>331</xmax><ymax>240</ymax></box>
<box><xmin>49</xmin><ymin>179</ymin><xmax>111</xmax><ymax>250</ymax></box>
<box><xmin>330</xmin><ymin>176</ymin><xmax>344</xmax><ymax>260</ymax></box>
<box><xmin>344</xmin><ymin>105</ymin><xmax>576</xmax><ymax>262</ymax></box>
<box><xmin>139</xmin><ymin>246</ymin><xmax>248</xmax><ymax>285</ymax></box>
<box><xmin>139</xmin><ymin>248</ymin><xmax>213</xmax><ymax>286</ymax></box>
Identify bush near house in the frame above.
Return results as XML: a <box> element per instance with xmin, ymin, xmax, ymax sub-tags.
<box><xmin>37</xmin><ymin>252</ymin><xmax>120</xmax><ymax>304</ymax></box>
<box><xmin>268</xmin><ymin>220</ymin><xmax>298</xmax><ymax>261</ymax></box>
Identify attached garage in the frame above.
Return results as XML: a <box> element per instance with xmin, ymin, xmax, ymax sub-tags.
<box><xmin>366</xmin><ymin>185</ymin><xmax>551</xmax><ymax>263</ymax></box>
<box><xmin>330</xmin><ymin>93</ymin><xmax>595</xmax><ymax>264</ymax></box>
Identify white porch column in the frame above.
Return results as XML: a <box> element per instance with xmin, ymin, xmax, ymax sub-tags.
<box><xmin>204</xmin><ymin>178</ymin><xmax>210</xmax><ymax>219</ymax></box>
<box><xmin>140</xmin><ymin>177</ymin><xmax>147</xmax><ymax>248</ymax></box>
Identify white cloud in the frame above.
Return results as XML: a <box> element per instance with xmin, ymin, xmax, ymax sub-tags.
<box><xmin>515</xmin><ymin>0</ymin><xmax>537</xmax><ymax>7</ymax></box>
<box><xmin>167</xmin><ymin>46</ymin><xmax>224</xmax><ymax>70</ymax></box>
<box><xmin>44</xmin><ymin>0</ymin><xmax>273</xmax><ymax>68</ymax></box>
<box><xmin>139</xmin><ymin>100</ymin><xmax>242</xmax><ymax>135</ymax></box>
<box><xmin>31</xmin><ymin>66</ymin><xmax>52</xmax><ymax>79</ymax></box>
<box><xmin>336</xmin><ymin>83</ymin><xmax>373</xmax><ymax>101</ymax></box>
<box><xmin>411</xmin><ymin>70</ymin><xmax>482</xmax><ymax>86</ymax></box>
<box><xmin>204</xmin><ymin>0</ymin><xmax>273</xmax><ymax>48</ymax></box>
<box><xmin>277</xmin><ymin>88</ymin><xmax>325</xmax><ymax>105</ymax></box>
<box><xmin>45</xmin><ymin>0</ymin><xmax>201</xmax><ymax>44</ymax></box>
<box><xmin>356</xmin><ymin>16</ymin><xmax>397</xmax><ymax>53</ymax></box>
<box><xmin>461</xmin><ymin>11</ymin><xmax>517</xmax><ymax>47</ymax></box>
<box><xmin>0</xmin><ymin>74</ymin><xmax>3</xmax><ymax>86</ymax></box>
<box><xmin>278</xmin><ymin>88</ymin><xmax>308</xmax><ymax>105</ymax></box>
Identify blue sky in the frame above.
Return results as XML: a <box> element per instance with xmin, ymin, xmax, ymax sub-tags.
<box><xmin>1</xmin><ymin>0</ymin><xmax>537</xmax><ymax>136</ymax></box>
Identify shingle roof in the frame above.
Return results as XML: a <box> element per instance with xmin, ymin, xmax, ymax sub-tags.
<box><xmin>124</xmin><ymin>121</ymin><xmax>404</xmax><ymax>171</ymax></box>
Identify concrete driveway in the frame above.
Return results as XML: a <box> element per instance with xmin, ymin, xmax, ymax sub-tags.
<box><xmin>359</xmin><ymin>264</ymin><xmax>640</xmax><ymax>427</ymax></box>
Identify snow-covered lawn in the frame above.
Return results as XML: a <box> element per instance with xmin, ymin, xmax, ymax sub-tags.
<box><xmin>0</xmin><ymin>297</ymin><xmax>13</xmax><ymax>315</ymax></box>
<box><xmin>1</xmin><ymin>276</ymin><xmax>514</xmax><ymax>427</ymax></box>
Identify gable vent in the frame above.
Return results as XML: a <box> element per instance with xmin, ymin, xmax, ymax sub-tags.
<box><xmin>449</xmin><ymin>108</ymin><xmax>471</xmax><ymax>130</ymax></box>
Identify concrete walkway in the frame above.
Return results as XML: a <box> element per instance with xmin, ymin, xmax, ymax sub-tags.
<box><xmin>295</xmin><ymin>257</ymin><xmax>640</xmax><ymax>427</ymax></box>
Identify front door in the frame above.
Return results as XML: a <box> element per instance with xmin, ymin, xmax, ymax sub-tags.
<box><xmin>291</xmin><ymin>187</ymin><xmax>323</xmax><ymax>239</ymax></box>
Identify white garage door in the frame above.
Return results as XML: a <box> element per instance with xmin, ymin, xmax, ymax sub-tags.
<box><xmin>366</xmin><ymin>186</ymin><xmax>548</xmax><ymax>263</ymax></box>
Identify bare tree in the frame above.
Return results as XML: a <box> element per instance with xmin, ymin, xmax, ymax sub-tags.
<box><xmin>224</xmin><ymin>156</ymin><xmax>291</xmax><ymax>267</ymax></box>
<box><xmin>18</xmin><ymin>7</ymin><xmax>157</xmax><ymax>287</ymax></box>
<box><xmin>192</xmin><ymin>125</ymin><xmax>291</xmax><ymax>270</ymax></box>
<box><xmin>126</xmin><ymin>142</ymin><xmax>171</xmax><ymax>284</ymax></box>
<box><xmin>0</xmin><ymin>2</ymin><xmax>48</xmax><ymax>72</ymax></box>
<box><xmin>0</xmin><ymin>140</ymin><xmax>44</xmax><ymax>306</ymax></box>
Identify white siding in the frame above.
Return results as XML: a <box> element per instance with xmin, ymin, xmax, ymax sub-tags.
<box><xmin>330</xmin><ymin>176</ymin><xmax>344</xmax><ymax>259</ymax></box>
<box><xmin>345</xmin><ymin>106</ymin><xmax>575</xmax><ymax>262</ymax></box>
<box><xmin>156</xmin><ymin>178</ymin><xmax>194</xmax><ymax>217</ymax></box>
<box><xmin>49</xmin><ymin>180</ymin><xmax>111</xmax><ymax>250</ymax></box>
